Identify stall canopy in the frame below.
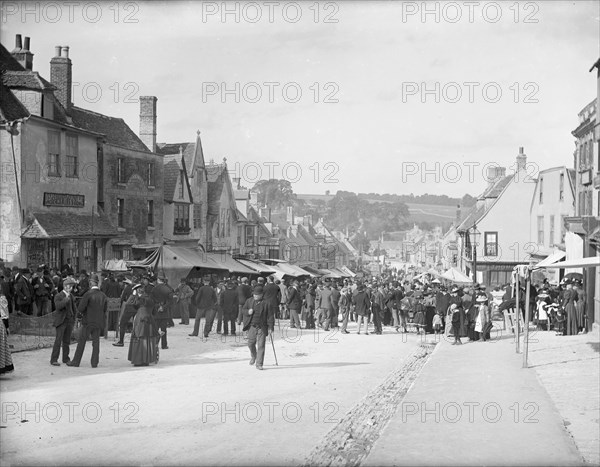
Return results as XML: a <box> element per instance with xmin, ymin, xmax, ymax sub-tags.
<box><xmin>441</xmin><ymin>267</ymin><xmax>472</xmax><ymax>284</ymax></box>
<box><xmin>534</xmin><ymin>250</ymin><xmax>567</xmax><ymax>268</ymax></box>
<box><xmin>270</xmin><ymin>262</ymin><xmax>310</xmax><ymax>278</ymax></box>
<box><xmin>102</xmin><ymin>259</ymin><xmax>128</xmax><ymax>271</ymax></box>
<box><xmin>236</xmin><ymin>259</ymin><xmax>278</xmax><ymax>275</ymax></box>
<box><xmin>204</xmin><ymin>253</ymin><xmax>257</xmax><ymax>275</ymax></box>
<box><xmin>300</xmin><ymin>265</ymin><xmax>323</xmax><ymax>277</ymax></box>
<box><xmin>533</xmin><ymin>256</ymin><xmax>600</xmax><ymax>270</ymax></box>
<box><xmin>339</xmin><ymin>266</ymin><xmax>356</xmax><ymax>277</ymax></box>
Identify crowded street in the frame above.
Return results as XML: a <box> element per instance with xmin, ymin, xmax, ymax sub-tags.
<box><xmin>1</xmin><ymin>1</ymin><xmax>600</xmax><ymax>466</ymax></box>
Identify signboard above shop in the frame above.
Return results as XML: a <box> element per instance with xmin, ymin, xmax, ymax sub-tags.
<box><xmin>43</xmin><ymin>192</ymin><xmax>85</xmax><ymax>208</ymax></box>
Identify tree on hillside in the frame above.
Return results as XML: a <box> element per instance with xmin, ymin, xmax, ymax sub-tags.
<box><xmin>252</xmin><ymin>179</ymin><xmax>297</xmax><ymax>210</ymax></box>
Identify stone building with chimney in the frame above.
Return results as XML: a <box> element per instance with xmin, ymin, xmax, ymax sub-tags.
<box><xmin>0</xmin><ymin>35</ymin><xmax>164</xmax><ymax>268</ymax></box>
<box><xmin>1</xmin><ymin>36</ymin><xmax>116</xmax><ymax>271</ymax></box>
<box><xmin>456</xmin><ymin>147</ymin><xmax>537</xmax><ymax>287</ymax></box>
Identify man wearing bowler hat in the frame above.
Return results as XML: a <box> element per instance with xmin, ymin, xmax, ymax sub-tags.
<box><xmin>68</xmin><ymin>274</ymin><xmax>107</xmax><ymax>368</ymax></box>
<box><xmin>190</xmin><ymin>276</ymin><xmax>217</xmax><ymax>338</ymax></box>
<box><xmin>242</xmin><ymin>285</ymin><xmax>275</xmax><ymax>370</ymax></box>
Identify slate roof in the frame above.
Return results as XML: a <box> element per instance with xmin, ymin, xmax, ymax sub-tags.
<box><xmin>0</xmin><ymin>83</ymin><xmax>29</xmax><ymax>123</ymax></box>
<box><xmin>69</xmin><ymin>106</ymin><xmax>150</xmax><ymax>152</ymax></box>
<box><xmin>21</xmin><ymin>211</ymin><xmax>117</xmax><ymax>239</ymax></box>
<box><xmin>206</xmin><ymin>163</ymin><xmax>235</xmax><ymax>217</ymax></box>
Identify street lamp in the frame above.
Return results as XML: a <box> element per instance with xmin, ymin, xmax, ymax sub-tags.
<box><xmin>470</xmin><ymin>224</ymin><xmax>481</xmax><ymax>285</ymax></box>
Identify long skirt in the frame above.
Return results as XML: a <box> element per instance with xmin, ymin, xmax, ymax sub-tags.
<box><xmin>128</xmin><ymin>312</ymin><xmax>159</xmax><ymax>366</ymax></box>
<box><xmin>575</xmin><ymin>302</ymin><xmax>586</xmax><ymax>331</ymax></box>
<box><xmin>0</xmin><ymin>321</ymin><xmax>14</xmax><ymax>374</ymax></box>
<box><xmin>565</xmin><ymin>303</ymin><xmax>578</xmax><ymax>336</ymax></box>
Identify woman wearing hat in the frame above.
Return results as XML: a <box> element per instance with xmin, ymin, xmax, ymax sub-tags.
<box><xmin>573</xmin><ymin>280</ymin><xmax>587</xmax><ymax>334</ymax></box>
<box><xmin>128</xmin><ymin>285</ymin><xmax>160</xmax><ymax>366</ymax></box>
<box><xmin>561</xmin><ymin>279</ymin><xmax>579</xmax><ymax>336</ymax></box>
<box><xmin>474</xmin><ymin>294</ymin><xmax>491</xmax><ymax>341</ymax></box>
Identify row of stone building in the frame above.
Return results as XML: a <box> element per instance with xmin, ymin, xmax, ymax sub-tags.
<box><xmin>0</xmin><ymin>35</ymin><xmax>355</xmax><ymax>273</ymax></box>
<box><xmin>436</xmin><ymin>59</ymin><xmax>600</xmax><ymax>329</ymax></box>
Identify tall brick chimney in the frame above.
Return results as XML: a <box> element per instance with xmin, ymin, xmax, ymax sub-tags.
<box><xmin>455</xmin><ymin>204</ymin><xmax>461</xmax><ymax>225</ymax></box>
<box><xmin>139</xmin><ymin>96</ymin><xmax>158</xmax><ymax>152</ymax></box>
<box><xmin>11</xmin><ymin>34</ymin><xmax>34</xmax><ymax>70</ymax></box>
<box><xmin>50</xmin><ymin>45</ymin><xmax>72</xmax><ymax>110</ymax></box>
<box><xmin>516</xmin><ymin>147</ymin><xmax>527</xmax><ymax>171</ymax></box>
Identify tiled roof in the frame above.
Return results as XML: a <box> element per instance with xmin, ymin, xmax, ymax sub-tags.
<box><xmin>163</xmin><ymin>154</ymin><xmax>181</xmax><ymax>202</ymax></box>
<box><xmin>456</xmin><ymin>203</ymin><xmax>487</xmax><ymax>232</ymax></box>
<box><xmin>237</xmin><ymin>209</ymin><xmax>248</xmax><ymax>222</ymax></box>
<box><xmin>0</xmin><ymin>44</ymin><xmax>25</xmax><ymax>72</ymax></box>
<box><xmin>70</xmin><ymin>106</ymin><xmax>150</xmax><ymax>152</ymax></box>
<box><xmin>1</xmin><ymin>70</ymin><xmax>55</xmax><ymax>91</ymax></box>
<box><xmin>21</xmin><ymin>211</ymin><xmax>117</xmax><ymax>239</ymax></box>
<box><xmin>206</xmin><ymin>163</ymin><xmax>229</xmax><ymax>216</ymax></box>
<box><xmin>157</xmin><ymin>133</ymin><xmax>206</xmax><ymax>174</ymax></box>
<box><xmin>0</xmin><ymin>83</ymin><xmax>29</xmax><ymax>123</ymax></box>
<box><xmin>482</xmin><ymin>175</ymin><xmax>513</xmax><ymax>198</ymax></box>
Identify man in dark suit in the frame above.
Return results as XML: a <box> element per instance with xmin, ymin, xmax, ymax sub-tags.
<box><xmin>50</xmin><ymin>277</ymin><xmax>77</xmax><ymax>366</ymax></box>
<box><xmin>286</xmin><ymin>280</ymin><xmax>303</xmax><ymax>329</ymax></box>
<box><xmin>236</xmin><ymin>277</ymin><xmax>252</xmax><ymax>326</ymax></box>
<box><xmin>242</xmin><ymin>286</ymin><xmax>275</xmax><ymax>370</ymax></box>
<box><xmin>189</xmin><ymin>277</ymin><xmax>217</xmax><ymax>338</ymax></box>
<box><xmin>68</xmin><ymin>274</ymin><xmax>107</xmax><ymax>368</ymax></box>
<box><xmin>330</xmin><ymin>282</ymin><xmax>341</xmax><ymax>329</ymax></box>
<box><xmin>263</xmin><ymin>275</ymin><xmax>281</xmax><ymax>320</ymax></box>
<box><xmin>14</xmin><ymin>268</ymin><xmax>34</xmax><ymax>315</ymax></box>
<box><xmin>221</xmin><ymin>281</ymin><xmax>239</xmax><ymax>336</ymax></box>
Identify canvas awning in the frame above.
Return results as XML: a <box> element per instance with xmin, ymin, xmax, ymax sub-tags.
<box><xmin>300</xmin><ymin>265</ymin><xmax>324</xmax><ymax>277</ymax></box>
<box><xmin>339</xmin><ymin>266</ymin><xmax>356</xmax><ymax>277</ymax></box>
<box><xmin>204</xmin><ymin>253</ymin><xmax>257</xmax><ymax>275</ymax></box>
<box><xmin>102</xmin><ymin>259</ymin><xmax>128</xmax><ymax>271</ymax></box>
<box><xmin>441</xmin><ymin>267</ymin><xmax>472</xmax><ymax>284</ymax></box>
<box><xmin>534</xmin><ymin>256</ymin><xmax>600</xmax><ymax>269</ymax></box>
<box><xmin>236</xmin><ymin>259</ymin><xmax>278</xmax><ymax>275</ymax></box>
<box><xmin>534</xmin><ymin>250</ymin><xmax>566</xmax><ymax>268</ymax></box>
<box><xmin>270</xmin><ymin>262</ymin><xmax>309</xmax><ymax>278</ymax></box>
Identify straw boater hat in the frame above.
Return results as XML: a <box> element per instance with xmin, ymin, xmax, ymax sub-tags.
<box><xmin>476</xmin><ymin>295</ymin><xmax>487</xmax><ymax>303</ymax></box>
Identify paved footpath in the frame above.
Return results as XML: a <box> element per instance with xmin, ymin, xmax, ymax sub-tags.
<box><xmin>364</xmin><ymin>328</ymin><xmax>594</xmax><ymax>466</ymax></box>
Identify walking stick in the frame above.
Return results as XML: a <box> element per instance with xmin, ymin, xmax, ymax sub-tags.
<box><xmin>270</xmin><ymin>332</ymin><xmax>278</xmax><ymax>366</ymax></box>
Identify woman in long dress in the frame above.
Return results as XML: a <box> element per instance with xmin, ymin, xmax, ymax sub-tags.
<box><xmin>474</xmin><ymin>294</ymin><xmax>490</xmax><ymax>341</ymax></box>
<box><xmin>562</xmin><ymin>280</ymin><xmax>578</xmax><ymax>336</ymax></box>
<box><xmin>573</xmin><ymin>280</ymin><xmax>586</xmax><ymax>333</ymax></box>
<box><xmin>128</xmin><ymin>291</ymin><xmax>159</xmax><ymax>366</ymax></box>
<box><xmin>0</xmin><ymin>294</ymin><xmax>14</xmax><ymax>375</ymax></box>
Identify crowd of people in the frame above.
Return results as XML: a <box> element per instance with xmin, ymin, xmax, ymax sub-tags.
<box><xmin>0</xmin><ymin>259</ymin><xmax>591</xmax><ymax>374</ymax></box>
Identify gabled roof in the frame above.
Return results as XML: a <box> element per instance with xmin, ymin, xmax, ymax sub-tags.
<box><xmin>0</xmin><ymin>83</ymin><xmax>29</xmax><ymax>123</ymax></box>
<box><xmin>481</xmin><ymin>175</ymin><xmax>513</xmax><ymax>198</ymax></box>
<box><xmin>163</xmin><ymin>154</ymin><xmax>193</xmax><ymax>203</ymax></box>
<box><xmin>156</xmin><ymin>131</ymin><xmax>206</xmax><ymax>175</ymax></box>
<box><xmin>236</xmin><ymin>209</ymin><xmax>248</xmax><ymax>222</ymax></box>
<box><xmin>69</xmin><ymin>106</ymin><xmax>150</xmax><ymax>152</ymax></box>
<box><xmin>0</xmin><ymin>44</ymin><xmax>25</xmax><ymax>72</ymax></box>
<box><xmin>206</xmin><ymin>162</ymin><xmax>237</xmax><ymax>218</ymax></box>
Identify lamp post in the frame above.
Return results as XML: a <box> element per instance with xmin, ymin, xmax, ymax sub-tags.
<box><xmin>470</xmin><ymin>224</ymin><xmax>481</xmax><ymax>285</ymax></box>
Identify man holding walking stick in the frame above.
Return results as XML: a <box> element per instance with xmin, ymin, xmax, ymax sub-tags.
<box><xmin>242</xmin><ymin>285</ymin><xmax>275</xmax><ymax>371</ymax></box>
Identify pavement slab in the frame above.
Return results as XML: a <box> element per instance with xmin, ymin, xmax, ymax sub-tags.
<box><xmin>363</xmin><ymin>334</ymin><xmax>586</xmax><ymax>467</ymax></box>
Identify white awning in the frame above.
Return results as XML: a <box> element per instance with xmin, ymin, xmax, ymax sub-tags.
<box><xmin>535</xmin><ymin>256</ymin><xmax>600</xmax><ymax>269</ymax></box>
<box><xmin>535</xmin><ymin>250</ymin><xmax>566</xmax><ymax>268</ymax></box>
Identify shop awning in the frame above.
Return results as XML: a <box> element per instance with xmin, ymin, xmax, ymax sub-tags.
<box><xmin>204</xmin><ymin>253</ymin><xmax>257</xmax><ymax>275</ymax></box>
<box><xmin>534</xmin><ymin>250</ymin><xmax>566</xmax><ymax>268</ymax></box>
<box><xmin>534</xmin><ymin>256</ymin><xmax>600</xmax><ymax>269</ymax></box>
<box><xmin>132</xmin><ymin>243</ymin><xmax>161</xmax><ymax>250</ymax></box>
<box><xmin>321</xmin><ymin>268</ymin><xmax>343</xmax><ymax>279</ymax></box>
<box><xmin>300</xmin><ymin>265</ymin><xmax>323</xmax><ymax>277</ymax></box>
<box><xmin>270</xmin><ymin>262</ymin><xmax>310</xmax><ymax>278</ymax></box>
<box><xmin>236</xmin><ymin>259</ymin><xmax>278</xmax><ymax>275</ymax></box>
<box><xmin>339</xmin><ymin>265</ymin><xmax>356</xmax><ymax>277</ymax></box>
<box><xmin>21</xmin><ymin>211</ymin><xmax>117</xmax><ymax>239</ymax></box>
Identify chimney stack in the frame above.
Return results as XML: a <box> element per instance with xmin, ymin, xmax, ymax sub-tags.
<box><xmin>50</xmin><ymin>45</ymin><xmax>72</xmax><ymax>110</ymax></box>
<box><xmin>286</xmin><ymin>206</ymin><xmax>294</xmax><ymax>224</ymax></box>
<box><xmin>139</xmin><ymin>96</ymin><xmax>158</xmax><ymax>152</ymax></box>
<box><xmin>516</xmin><ymin>146</ymin><xmax>527</xmax><ymax>172</ymax></box>
<box><xmin>486</xmin><ymin>165</ymin><xmax>507</xmax><ymax>189</ymax></box>
<box><xmin>455</xmin><ymin>204</ymin><xmax>461</xmax><ymax>225</ymax></box>
<box><xmin>11</xmin><ymin>34</ymin><xmax>34</xmax><ymax>70</ymax></box>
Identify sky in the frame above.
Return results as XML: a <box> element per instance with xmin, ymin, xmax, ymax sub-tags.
<box><xmin>1</xmin><ymin>0</ymin><xmax>599</xmax><ymax>198</ymax></box>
